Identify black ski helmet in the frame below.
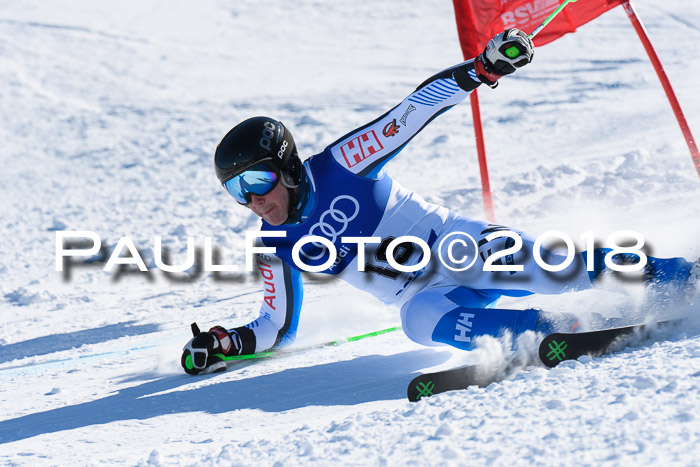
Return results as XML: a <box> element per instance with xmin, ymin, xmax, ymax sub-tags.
<box><xmin>214</xmin><ymin>116</ymin><xmax>302</xmax><ymax>189</ymax></box>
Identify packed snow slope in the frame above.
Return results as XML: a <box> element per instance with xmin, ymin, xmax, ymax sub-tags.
<box><xmin>1</xmin><ymin>0</ymin><xmax>699</xmax><ymax>465</ymax></box>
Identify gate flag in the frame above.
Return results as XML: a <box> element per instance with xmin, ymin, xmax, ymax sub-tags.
<box><xmin>453</xmin><ymin>0</ymin><xmax>622</xmax><ymax>58</ymax></box>
<box><xmin>453</xmin><ymin>0</ymin><xmax>700</xmax><ymax>221</ymax></box>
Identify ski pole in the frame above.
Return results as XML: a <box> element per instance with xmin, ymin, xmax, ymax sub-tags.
<box><xmin>214</xmin><ymin>326</ymin><xmax>401</xmax><ymax>362</ymax></box>
<box><xmin>504</xmin><ymin>0</ymin><xmax>578</xmax><ymax>58</ymax></box>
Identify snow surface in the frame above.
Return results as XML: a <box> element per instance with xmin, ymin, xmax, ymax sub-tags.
<box><xmin>1</xmin><ymin>0</ymin><xmax>699</xmax><ymax>465</ymax></box>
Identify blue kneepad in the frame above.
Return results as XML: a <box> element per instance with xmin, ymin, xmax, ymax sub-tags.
<box><xmin>431</xmin><ymin>307</ymin><xmax>541</xmax><ymax>350</ymax></box>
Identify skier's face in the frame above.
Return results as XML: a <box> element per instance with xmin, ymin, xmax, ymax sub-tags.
<box><xmin>246</xmin><ymin>182</ymin><xmax>289</xmax><ymax>225</ymax></box>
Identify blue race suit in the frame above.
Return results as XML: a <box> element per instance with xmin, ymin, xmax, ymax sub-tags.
<box><xmin>225</xmin><ymin>59</ymin><xmax>695</xmax><ymax>354</ymax></box>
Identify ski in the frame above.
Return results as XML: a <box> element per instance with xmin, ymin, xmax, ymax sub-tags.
<box><xmin>407</xmin><ymin>363</ymin><xmax>501</xmax><ymax>402</ymax></box>
<box><xmin>538</xmin><ymin>319</ymin><xmax>681</xmax><ymax>368</ymax></box>
<box><xmin>407</xmin><ymin>319</ymin><xmax>683</xmax><ymax>401</ymax></box>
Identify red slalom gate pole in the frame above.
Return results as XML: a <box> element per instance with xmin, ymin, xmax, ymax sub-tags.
<box><xmin>468</xmin><ymin>0</ymin><xmax>580</xmax><ymax>223</ymax></box>
<box><xmin>470</xmin><ymin>89</ymin><xmax>496</xmax><ymax>222</ymax></box>
<box><xmin>622</xmin><ymin>0</ymin><xmax>700</xmax><ymax>180</ymax></box>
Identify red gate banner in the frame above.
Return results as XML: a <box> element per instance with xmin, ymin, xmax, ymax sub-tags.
<box><xmin>453</xmin><ymin>0</ymin><xmax>699</xmax><ymax>221</ymax></box>
<box><xmin>453</xmin><ymin>0</ymin><xmax>622</xmax><ymax>58</ymax></box>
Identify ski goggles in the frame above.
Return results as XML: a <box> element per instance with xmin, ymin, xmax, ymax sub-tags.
<box><xmin>223</xmin><ymin>163</ymin><xmax>279</xmax><ymax>205</ymax></box>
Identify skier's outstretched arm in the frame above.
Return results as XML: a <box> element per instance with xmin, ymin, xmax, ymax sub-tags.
<box><xmin>327</xmin><ymin>29</ymin><xmax>534</xmax><ymax>177</ymax></box>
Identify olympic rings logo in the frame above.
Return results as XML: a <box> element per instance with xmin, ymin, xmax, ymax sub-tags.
<box><xmin>300</xmin><ymin>195</ymin><xmax>360</xmax><ymax>260</ymax></box>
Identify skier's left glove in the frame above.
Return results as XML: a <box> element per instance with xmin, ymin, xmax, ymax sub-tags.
<box><xmin>181</xmin><ymin>326</ymin><xmax>234</xmax><ymax>375</ymax></box>
<box><xmin>475</xmin><ymin>28</ymin><xmax>534</xmax><ymax>88</ymax></box>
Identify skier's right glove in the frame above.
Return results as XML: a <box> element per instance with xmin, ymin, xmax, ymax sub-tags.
<box><xmin>181</xmin><ymin>326</ymin><xmax>234</xmax><ymax>375</ymax></box>
<box><xmin>475</xmin><ymin>28</ymin><xmax>534</xmax><ymax>88</ymax></box>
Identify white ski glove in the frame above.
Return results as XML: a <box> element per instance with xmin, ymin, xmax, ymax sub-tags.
<box><xmin>475</xmin><ymin>28</ymin><xmax>534</xmax><ymax>87</ymax></box>
<box><xmin>181</xmin><ymin>325</ymin><xmax>233</xmax><ymax>375</ymax></box>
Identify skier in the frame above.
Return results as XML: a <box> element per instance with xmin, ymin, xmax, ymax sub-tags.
<box><xmin>182</xmin><ymin>29</ymin><xmax>698</xmax><ymax>374</ymax></box>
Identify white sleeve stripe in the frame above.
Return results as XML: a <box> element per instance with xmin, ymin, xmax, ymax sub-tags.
<box><xmin>409</xmin><ymin>95</ymin><xmax>442</xmax><ymax>106</ymax></box>
<box><xmin>434</xmin><ymin>78</ymin><xmax>461</xmax><ymax>91</ymax></box>
<box><xmin>422</xmin><ymin>88</ymin><xmax>453</xmax><ymax>99</ymax></box>
<box><xmin>408</xmin><ymin>79</ymin><xmax>461</xmax><ymax>107</ymax></box>
<box><xmin>468</xmin><ymin>68</ymin><xmax>480</xmax><ymax>83</ymax></box>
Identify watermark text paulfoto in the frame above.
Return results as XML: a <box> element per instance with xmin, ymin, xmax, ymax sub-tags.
<box><xmin>55</xmin><ymin>230</ymin><xmax>648</xmax><ymax>278</ymax></box>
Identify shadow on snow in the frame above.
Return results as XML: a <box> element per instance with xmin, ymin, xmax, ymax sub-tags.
<box><xmin>0</xmin><ymin>322</ymin><xmax>160</xmax><ymax>364</ymax></box>
<box><xmin>0</xmin><ymin>349</ymin><xmax>450</xmax><ymax>443</ymax></box>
